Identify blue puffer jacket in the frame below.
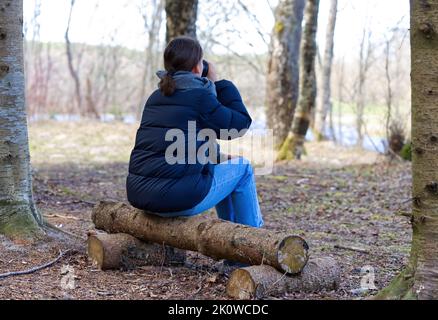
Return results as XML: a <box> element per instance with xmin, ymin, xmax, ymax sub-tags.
<box><xmin>126</xmin><ymin>80</ymin><xmax>252</xmax><ymax>212</ymax></box>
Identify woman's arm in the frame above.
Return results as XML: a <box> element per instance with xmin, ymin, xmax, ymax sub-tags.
<box><xmin>198</xmin><ymin>80</ymin><xmax>252</xmax><ymax>140</ymax></box>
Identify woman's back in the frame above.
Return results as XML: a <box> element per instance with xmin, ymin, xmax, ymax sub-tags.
<box><xmin>126</xmin><ymin>79</ymin><xmax>251</xmax><ymax>212</ymax></box>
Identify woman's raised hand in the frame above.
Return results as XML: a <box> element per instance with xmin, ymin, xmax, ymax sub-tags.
<box><xmin>206</xmin><ymin>61</ymin><xmax>218</xmax><ymax>82</ymax></box>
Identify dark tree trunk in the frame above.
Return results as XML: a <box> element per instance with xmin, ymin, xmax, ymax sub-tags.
<box><xmin>265</xmin><ymin>0</ymin><xmax>305</xmax><ymax>149</ymax></box>
<box><xmin>165</xmin><ymin>0</ymin><xmax>198</xmax><ymax>43</ymax></box>
<box><xmin>278</xmin><ymin>0</ymin><xmax>320</xmax><ymax>160</ymax></box>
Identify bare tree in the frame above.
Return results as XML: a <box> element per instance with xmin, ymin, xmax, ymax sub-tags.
<box><xmin>314</xmin><ymin>0</ymin><xmax>338</xmax><ymax>141</ymax></box>
<box><xmin>279</xmin><ymin>0</ymin><xmax>320</xmax><ymax>160</ymax></box>
<box><xmin>138</xmin><ymin>0</ymin><xmax>165</xmax><ymax>116</ymax></box>
<box><xmin>265</xmin><ymin>0</ymin><xmax>305</xmax><ymax>149</ymax></box>
<box><xmin>65</xmin><ymin>0</ymin><xmax>83</xmax><ymax>116</ymax></box>
<box><xmin>355</xmin><ymin>24</ymin><xmax>374</xmax><ymax>147</ymax></box>
<box><xmin>165</xmin><ymin>0</ymin><xmax>198</xmax><ymax>42</ymax></box>
<box><xmin>336</xmin><ymin>57</ymin><xmax>345</xmax><ymax>145</ymax></box>
<box><xmin>0</xmin><ymin>0</ymin><xmax>43</xmax><ymax>239</ymax></box>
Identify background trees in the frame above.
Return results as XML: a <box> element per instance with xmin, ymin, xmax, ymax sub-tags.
<box><xmin>19</xmin><ymin>1</ymin><xmax>411</xmax><ymax>156</ymax></box>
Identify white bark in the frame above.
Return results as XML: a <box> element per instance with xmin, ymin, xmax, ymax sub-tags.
<box><xmin>314</xmin><ymin>0</ymin><xmax>338</xmax><ymax>140</ymax></box>
<box><xmin>0</xmin><ymin>0</ymin><xmax>42</xmax><ymax>237</ymax></box>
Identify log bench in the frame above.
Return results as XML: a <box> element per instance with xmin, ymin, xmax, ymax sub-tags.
<box><xmin>90</xmin><ymin>201</ymin><xmax>340</xmax><ymax>298</ymax></box>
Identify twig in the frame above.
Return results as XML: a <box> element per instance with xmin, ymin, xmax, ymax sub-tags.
<box><xmin>43</xmin><ymin>221</ymin><xmax>85</xmax><ymax>242</ymax></box>
<box><xmin>262</xmin><ymin>270</ymin><xmax>289</xmax><ymax>297</ymax></box>
<box><xmin>0</xmin><ymin>250</ymin><xmax>73</xmax><ymax>280</ymax></box>
<box><xmin>334</xmin><ymin>244</ymin><xmax>370</xmax><ymax>254</ymax></box>
<box><xmin>44</xmin><ymin>214</ymin><xmax>85</xmax><ymax>221</ymax></box>
<box><xmin>395</xmin><ymin>210</ymin><xmax>413</xmax><ymax>219</ymax></box>
<box><xmin>188</xmin><ymin>275</ymin><xmax>204</xmax><ymax>299</ymax></box>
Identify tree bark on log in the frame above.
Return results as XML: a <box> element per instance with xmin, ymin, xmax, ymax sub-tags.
<box><xmin>226</xmin><ymin>257</ymin><xmax>340</xmax><ymax>299</ymax></box>
<box><xmin>87</xmin><ymin>232</ymin><xmax>186</xmax><ymax>270</ymax></box>
<box><xmin>91</xmin><ymin>201</ymin><xmax>309</xmax><ymax>274</ymax></box>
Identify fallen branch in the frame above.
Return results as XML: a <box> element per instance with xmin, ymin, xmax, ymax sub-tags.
<box><xmin>43</xmin><ymin>221</ymin><xmax>85</xmax><ymax>241</ymax></box>
<box><xmin>0</xmin><ymin>250</ymin><xmax>73</xmax><ymax>280</ymax></box>
<box><xmin>334</xmin><ymin>244</ymin><xmax>370</xmax><ymax>254</ymax></box>
<box><xmin>44</xmin><ymin>214</ymin><xmax>85</xmax><ymax>221</ymax></box>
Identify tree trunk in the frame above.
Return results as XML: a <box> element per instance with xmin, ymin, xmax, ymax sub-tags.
<box><xmin>355</xmin><ymin>26</ymin><xmax>373</xmax><ymax>148</ymax></box>
<box><xmin>375</xmin><ymin>0</ymin><xmax>438</xmax><ymax>300</ymax></box>
<box><xmin>65</xmin><ymin>0</ymin><xmax>82</xmax><ymax>116</ymax></box>
<box><xmin>87</xmin><ymin>232</ymin><xmax>186</xmax><ymax>270</ymax></box>
<box><xmin>314</xmin><ymin>0</ymin><xmax>338</xmax><ymax>141</ymax></box>
<box><xmin>226</xmin><ymin>257</ymin><xmax>340</xmax><ymax>299</ymax></box>
<box><xmin>139</xmin><ymin>0</ymin><xmax>165</xmax><ymax>118</ymax></box>
<box><xmin>0</xmin><ymin>0</ymin><xmax>43</xmax><ymax>239</ymax></box>
<box><xmin>165</xmin><ymin>0</ymin><xmax>198</xmax><ymax>43</ymax></box>
<box><xmin>278</xmin><ymin>0</ymin><xmax>320</xmax><ymax>160</ymax></box>
<box><xmin>92</xmin><ymin>201</ymin><xmax>309</xmax><ymax>274</ymax></box>
<box><xmin>265</xmin><ymin>0</ymin><xmax>305</xmax><ymax>149</ymax></box>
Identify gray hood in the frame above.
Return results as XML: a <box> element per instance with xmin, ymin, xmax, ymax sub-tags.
<box><xmin>156</xmin><ymin>70</ymin><xmax>217</xmax><ymax>97</ymax></box>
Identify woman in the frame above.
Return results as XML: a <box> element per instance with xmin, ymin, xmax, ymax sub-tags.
<box><xmin>126</xmin><ymin>36</ymin><xmax>263</xmax><ymax>228</ymax></box>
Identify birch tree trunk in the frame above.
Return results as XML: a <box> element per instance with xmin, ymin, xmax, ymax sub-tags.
<box><xmin>314</xmin><ymin>0</ymin><xmax>338</xmax><ymax>141</ymax></box>
<box><xmin>375</xmin><ymin>0</ymin><xmax>438</xmax><ymax>300</ymax></box>
<box><xmin>265</xmin><ymin>0</ymin><xmax>305</xmax><ymax>149</ymax></box>
<box><xmin>0</xmin><ymin>0</ymin><xmax>43</xmax><ymax>239</ymax></box>
<box><xmin>278</xmin><ymin>0</ymin><xmax>320</xmax><ymax>160</ymax></box>
<box><xmin>165</xmin><ymin>0</ymin><xmax>198</xmax><ymax>43</ymax></box>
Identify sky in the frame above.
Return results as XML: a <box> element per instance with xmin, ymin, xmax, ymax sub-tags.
<box><xmin>23</xmin><ymin>0</ymin><xmax>410</xmax><ymax>58</ymax></box>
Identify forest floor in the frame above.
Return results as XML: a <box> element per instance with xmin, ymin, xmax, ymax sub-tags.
<box><xmin>0</xmin><ymin>121</ymin><xmax>412</xmax><ymax>300</ymax></box>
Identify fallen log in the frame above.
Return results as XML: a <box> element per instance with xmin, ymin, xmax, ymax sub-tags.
<box><xmin>226</xmin><ymin>257</ymin><xmax>340</xmax><ymax>299</ymax></box>
<box><xmin>87</xmin><ymin>232</ymin><xmax>186</xmax><ymax>270</ymax></box>
<box><xmin>91</xmin><ymin>201</ymin><xmax>309</xmax><ymax>274</ymax></box>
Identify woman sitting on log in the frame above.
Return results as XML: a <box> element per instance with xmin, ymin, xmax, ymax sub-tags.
<box><xmin>126</xmin><ymin>36</ymin><xmax>263</xmax><ymax>228</ymax></box>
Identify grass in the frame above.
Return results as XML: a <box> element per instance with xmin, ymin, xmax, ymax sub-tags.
<box><xmin>29</xmin><ymin>121</ymin><xmax>137</xmax><ymax>165</ymax></box>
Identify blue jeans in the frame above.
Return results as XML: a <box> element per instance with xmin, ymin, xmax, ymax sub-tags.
<box><xmin>156</xmin><ymin>157</ymin><xmax>263</xmax><ymax>228</ymax></box>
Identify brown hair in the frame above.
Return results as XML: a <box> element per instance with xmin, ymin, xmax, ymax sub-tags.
<box><xmin>159</xmin><ymin>37</ymin><xmax>203</xmax><ymax>96</ymax></box>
